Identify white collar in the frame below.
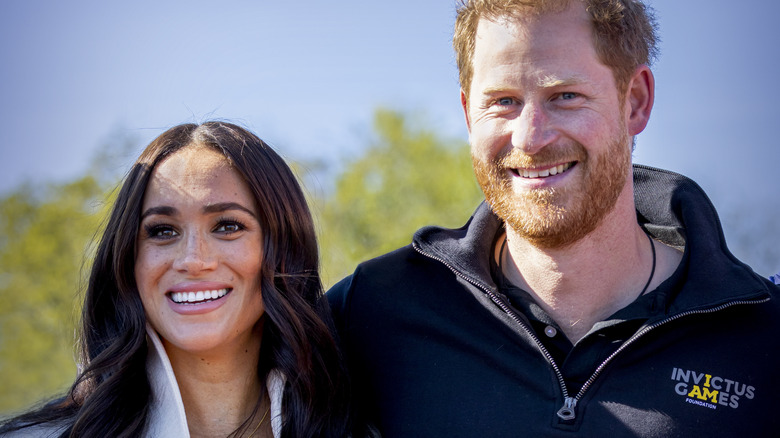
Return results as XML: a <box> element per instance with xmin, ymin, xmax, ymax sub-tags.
<box><xmin>145</xmin><ymin>325</ymin><xmax>284</xmax><ymax>437</ymax></box>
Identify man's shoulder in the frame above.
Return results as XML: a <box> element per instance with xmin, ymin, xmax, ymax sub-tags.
<box><xmin>326</xmin><ymin>239</ymin><xmax>469</xmax><ymax>324</ymax></box>
<box><xmin>326</xmin><ymin>243</ymin><xmax>437</xmax><ymax>300</ymax></box>
<box><xmin>758</xmin><ymin>275</ymin><xmax>780</xmax><ymax>313</ymax></box>
<box><xmin>326</xmin><ymin>244</ymin><xmax>416</xmax><ymax>316</ymax></box>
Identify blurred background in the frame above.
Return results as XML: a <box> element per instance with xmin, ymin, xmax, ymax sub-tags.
<box><xmin>1</xmin><ymin>0</ymin><xmax>778</xmax><ymax>417</ymax></box>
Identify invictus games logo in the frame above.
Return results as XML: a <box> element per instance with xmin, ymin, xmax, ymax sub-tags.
<box><xmin>671</xmin><ymin>367</ymin><xmax>755</xmax><ymax>410</ymax></box>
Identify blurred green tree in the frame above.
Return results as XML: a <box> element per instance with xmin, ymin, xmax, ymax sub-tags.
<box><xmin>0</xmin><ymin>128</ymin><xmax>134</xmax><ymax>416</ymax></box>
<box><xmin>317</xmin><ymin>109</ymin><xmax>484</xmax><ymax>286</ymax></box>
<box><xmin>0</xmin><ymin>177</ymin><xmax>109</xmax><ymax>414</ymax></box>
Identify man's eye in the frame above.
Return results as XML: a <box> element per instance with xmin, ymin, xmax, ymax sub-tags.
<box><xmin>497</xmin><ymin>97</ymin><xmax>515</xmax><ymax>106</ymax></box>
<box><xmin>560</xmin><ymin>92</ymin><xmax>578</xmax><ymax>100</ymax></box>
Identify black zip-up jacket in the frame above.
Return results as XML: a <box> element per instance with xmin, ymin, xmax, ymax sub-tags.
<box><xmin>327</xmin><ymin>165</ymin><xmax>780</xmax><ymax>437</ymax></box>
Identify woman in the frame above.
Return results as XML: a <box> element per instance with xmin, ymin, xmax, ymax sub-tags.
<box><xmin>1</xmin><ymin>122</ymin><xmax>357</xmax><ymax>437</ymax></box>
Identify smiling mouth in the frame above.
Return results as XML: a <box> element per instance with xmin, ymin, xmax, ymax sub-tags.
<box><xmin>169</xmin><ymin>288</ymin><xmax>230</xmax><ymax>304</ymax></box>
<box><xmin>511</xmin><ymin>162</ymin><xmax>575</xmax><ymax>179</ymax></box>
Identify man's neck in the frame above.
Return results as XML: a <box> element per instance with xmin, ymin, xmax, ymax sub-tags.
<box><xmin>500</xmin><ymin>201</ymin><xmax>680</xmax><ymax>343</ymax></box>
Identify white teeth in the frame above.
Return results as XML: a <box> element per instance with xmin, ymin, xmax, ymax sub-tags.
<box><xmin>170</xmin><ymin>288</ymin><xmax>229</xmax><ymax>304</ymax></box>
<box><xmin>518</xmin><ymin>162</ymin><xmax>572</xmax><ymax>179</ymax></box>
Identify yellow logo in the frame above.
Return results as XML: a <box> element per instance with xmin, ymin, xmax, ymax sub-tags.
<box><xmin>671</xmin><ymin>367</ymin><xmax>755</xmax><ymax>409</ymax></box>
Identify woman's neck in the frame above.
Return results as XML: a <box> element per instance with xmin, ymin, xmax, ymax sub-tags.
<box><xmin>163</xmin><ymin>322</ymin><xmax>265</xmax><ymax>437</ymax></box>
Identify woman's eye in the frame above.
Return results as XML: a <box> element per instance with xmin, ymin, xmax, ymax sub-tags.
<box><xmin>145</xmin><ymin>225</ymin><xmax>178</xmax><ymax>239</ymax></box>
<box><xmin>214</xmin><ymin>221</ymin><xmax>245</xmax><ymax>235</ymax></box>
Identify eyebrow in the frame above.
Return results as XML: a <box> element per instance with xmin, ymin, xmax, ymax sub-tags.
<box><xmin>537</xmin><ymin>74</ymin><xmax>587</xmax><ymax>88</ymax></box>
<box><xmin>140</xmin><ymin>202</ymin><xmax>257</xmax><ymax>220</ymax></box>
<box><xmin>203</xmin><ymin>202</ymin><xmax>257</xmax><ymax>218</ymax></box>
<box><xmin>478</xmin><ymin>75</ymin><xmax>589</xmax><ymax>96</ymax></box>
<box><xmin>140</xmin><ymin>205</ymin><xmax>177</xmax><ymax>220</ymax></box>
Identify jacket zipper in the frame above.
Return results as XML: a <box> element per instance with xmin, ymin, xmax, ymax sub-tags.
<box><xmin>413</xmin><ymin>245</ymin><xmax>573</xmax><ymax>416</ymax></box>
<box><xmin>413</xmin><ymin>243</ymin><xmax>770</xmax><ymax>422</ymax></box>
<box><xmin>572</xmin><ymin>296</ymin><xmax>770</xmax><ymax>411</ymax></box>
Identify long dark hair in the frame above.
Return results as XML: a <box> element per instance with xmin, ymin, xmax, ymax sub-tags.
<box><xmin>1</xmin><ymin>122</ymin><xmax>355</xmax><ymax>437</ymax></box>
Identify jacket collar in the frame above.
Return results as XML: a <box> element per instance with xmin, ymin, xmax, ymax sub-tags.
<box><xmin>144</xmin><ymin>326</ymin><xmax>284</xmax><ymax>437</ymax></box>
<box><xmin>632</xmin><ymin>165</ymin><xmax>771</xmax><ymax>312</ymax></box>
<box><xmin>412</xmin><ymin>198</ymin><xmax>502</xmax><ymax>294</ymax></box>
<box><xmin>145</xmin><ymin>326</ymin><xmax>192</xmax><ymax>437</ymax></box>
<box><xmin>413</xmin><ymin>165</ymin><xmax>772</xmax><ymax>314</ymax></box>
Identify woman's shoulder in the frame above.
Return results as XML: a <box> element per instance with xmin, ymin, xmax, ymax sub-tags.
<box><xmin>0</xmin><ymin>399</ymin><xmax>73</xmax><ymax>438</ymax></box>
<box><xmin>0</xmin><ymin>422</ymin><xmax>69</xmax><ymax>438</ymax></box>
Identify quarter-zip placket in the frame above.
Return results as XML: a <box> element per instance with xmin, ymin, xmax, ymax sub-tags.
<box><xmin>413</xmin><ymin>242</ymin><xmax>770</xmax><ymax>422</ymax></box>
<box><xmin>571</xmin><ymin>296</ymin><xmax>770</xmax><ymax>413</ymax></box>
<box><xmin>414</xmin><ymin>243</ymin><xmax>574</xmax><ymax>420</ymax></box>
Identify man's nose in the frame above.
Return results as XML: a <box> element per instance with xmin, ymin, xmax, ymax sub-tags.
<box><xmin>510</xmin><ymin>103</ymin><xmax>557</xmax><ymax>154</ymax></box>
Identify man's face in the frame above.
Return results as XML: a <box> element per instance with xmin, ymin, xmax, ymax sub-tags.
<box><xmin>464</xmin><ymin>4</ymin><xmax>633</xmax><ymax>249</ymax></box>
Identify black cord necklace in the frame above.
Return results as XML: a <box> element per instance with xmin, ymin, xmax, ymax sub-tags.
<box><xmin>637</xmin><ymin>230</ymin><xmax>657</xmax><ymax>298</ymax></box>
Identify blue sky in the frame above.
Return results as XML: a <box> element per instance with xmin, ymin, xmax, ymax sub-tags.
<box><xmin>1</xmin><ymin>0</ymin><xmax>778</xmax><ymax>274</ymax></box>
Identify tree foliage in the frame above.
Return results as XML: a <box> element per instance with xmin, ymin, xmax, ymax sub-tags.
<box><xmin>0</xmin><ymin>177</ymin><xmax>110</xmax><ymax>414</ymax></box>
<box><xmin>0</xmin><ymin>128</ymin><xmax>132</xmax><ymax>416</ymax></box>
<box><xmin>316</xmin><ymin>109</ymin><xmax>484</xmax><ymax>285</ymax></box>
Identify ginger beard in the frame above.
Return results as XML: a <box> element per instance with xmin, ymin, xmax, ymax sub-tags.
<box><xmin>472</xmin><ymin>130</ymin><xmax>632</xmax><ymax>249</ymax></box>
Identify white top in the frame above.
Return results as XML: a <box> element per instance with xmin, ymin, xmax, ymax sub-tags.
<box><xmin>2</xmin><ymin>328</ymin><xmax>285</xmax><ymax>437</ymax></box>
<box><xmin>145</xmin><ymin>325</ymin><xmax>284</xmax><ymax>437</ymax></box>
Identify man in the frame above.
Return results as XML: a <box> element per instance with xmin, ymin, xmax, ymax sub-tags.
<box><xmin>328</xmin><ymin>1</ymin><xmax>780</xmax><ymax>436</ymax></box>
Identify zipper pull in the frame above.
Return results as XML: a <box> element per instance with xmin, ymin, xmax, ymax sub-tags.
<box><xmin>557</xmin><ymin>397</ymin><xmax>577</xmax><ymax>421</ymax></box>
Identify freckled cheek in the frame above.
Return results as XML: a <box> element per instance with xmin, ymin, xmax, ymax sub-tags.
<box><xmin>134</xmin><ymin>254</ymin><xmax>159</xmax><ymax>315</ymax></box>
<box><xmin>135</xmin><ymin>247</ymin><xmax>171</xmax><ymax>292</ymax></box>
<box><xmin>222</xmin><ymin>244</ymin><xmax>263</xmax><ymax>279</ymax></box>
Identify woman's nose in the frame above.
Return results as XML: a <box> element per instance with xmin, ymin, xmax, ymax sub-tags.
<box><xmin>172</xmin><ymin>231</ymin><xmax>217</xmax><ymax>274</ymax></box>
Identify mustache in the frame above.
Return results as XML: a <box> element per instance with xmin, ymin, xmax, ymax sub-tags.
<box><xmin>493</xmin><ymin>143</ymin><xmax>587</xmax><ymax>169</ymax></box>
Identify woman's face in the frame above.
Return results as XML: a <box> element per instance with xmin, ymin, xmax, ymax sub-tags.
<box><xmin>135</xmin><ymin>145</ymin><xmax>266</xmax><ymax>356</ymax></box>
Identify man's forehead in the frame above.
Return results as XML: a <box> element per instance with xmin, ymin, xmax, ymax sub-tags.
<box><xmin>472</xmin><ymin>2</ymin><xmax>593</xmax><ymax>59</ymax></box>
<box><xmin>469</xmin><ymin>5</ymin><xmax>608</xmax><ymax>95</ymax></box>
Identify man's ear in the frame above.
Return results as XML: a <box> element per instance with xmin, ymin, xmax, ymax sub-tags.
<box><xmin>461</xmin><ymin>89</ymin><xmax>472</xmax><ymax>132</ymax></box>
<box><xmin>626</xmin><ymin>65</ymin><xmax>654</xmax><ymax>136</ymax></box>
